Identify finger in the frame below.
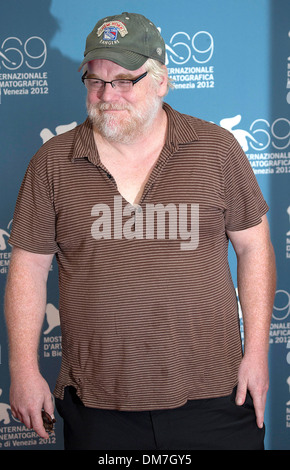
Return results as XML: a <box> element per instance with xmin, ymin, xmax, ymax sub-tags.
<box><xmin>43</xmin><ymin>393</ymin><xmax>55</xmax><ymax>418</ymax></box>
<box><xmin>235</xmin><ymin>381</ymin><xmax>247</xmax><ymax>406</ymax></box>
<box><xmin>10</xmin><ymin>406</ymin><xmax>20</xmax><ymax>422</ymax></box>
<box><xmin>30</xmin><ymin>410</ymin><xmax>50</xmax><ymax>439</ymax></box>
<box><xmin>252</xmin><ymin>392</ymin><xmax>266</xmax><ymax>429</ymax></box>
<box><xmin>16</xmin><ymin>410</ymin><xmax>33</xmax><ymax>430</ymax></box>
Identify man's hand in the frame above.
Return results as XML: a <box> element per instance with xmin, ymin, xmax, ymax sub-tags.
<box><xmin>10</xmin><ymin>371</ymin><xmax>55</xmax><ymax>439</ymax></box>
<box><xmin>235</xmin><ymin>353</ymin><xmax>269</xmax><ymax>429</ymax></box>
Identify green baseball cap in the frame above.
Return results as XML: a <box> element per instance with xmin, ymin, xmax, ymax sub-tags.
<box><xmin>79</xmin><ymin>12</ymin><xmax>165</xmax><ymax>71</ymax></box>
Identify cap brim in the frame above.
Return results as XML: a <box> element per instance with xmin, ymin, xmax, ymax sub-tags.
<box><xmin>78</xmin><ymin>48</ymin><xmax>148</xmax><ymax>72</ymax></box>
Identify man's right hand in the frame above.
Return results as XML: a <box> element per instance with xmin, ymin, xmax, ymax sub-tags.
<box><xmin>10</xmin><ymin>371</ymin><xmax>55</xmax><ymax>439</ymax></box>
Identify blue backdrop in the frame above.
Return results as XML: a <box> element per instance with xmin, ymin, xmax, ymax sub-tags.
<box><xmin>0</xmin><ymin>0</ymin><xmax>289</xmax><ymax>450</ymax></box>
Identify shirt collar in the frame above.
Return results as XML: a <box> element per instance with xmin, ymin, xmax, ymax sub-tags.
<box><xmin>163</xmin><ymin>102</ymin><xmax>199</xmax><ymax>148</ymax></box>
<box><xmin>71</xmin><ymin>117</ymin><xmax>99</xmax><ymax>165</ymax></box>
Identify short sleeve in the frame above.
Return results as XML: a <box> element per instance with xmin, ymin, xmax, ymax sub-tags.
<box><xmin>9</xmin><ymin>160</ymin><xmax>58</xmax><ymax>254</ymax></box>
<box><xmin>223</xmin><ymin>136</ymin><xmax>269</xmax><ymax>231</ymax></box>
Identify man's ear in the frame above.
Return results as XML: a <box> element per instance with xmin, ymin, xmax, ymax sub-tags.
<box><xmin>157</xmin><ymin>65</ymin><xmax>170</xmax><ymax>97</ymax></box>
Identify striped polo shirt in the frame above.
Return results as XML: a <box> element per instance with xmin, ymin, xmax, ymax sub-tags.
<box><xmin>9</xmin><ymin>103</ymin><xmax>269</xmax><ymax>410</ymax></box>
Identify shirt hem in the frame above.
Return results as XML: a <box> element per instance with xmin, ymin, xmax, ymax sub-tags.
<box><xmin>53</xmin><ymin>381</ymin><xmax>239</xmax><ymax>412</ymax></box>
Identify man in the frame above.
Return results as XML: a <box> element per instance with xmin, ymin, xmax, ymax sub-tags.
<box><xmin>5</xmin><ymin>12</ymin><xmax>276</xmax><ymax>450</ymax></box>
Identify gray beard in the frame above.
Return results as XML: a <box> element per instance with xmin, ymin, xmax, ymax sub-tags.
<box><xmin>86</xmin><ymin>96</ymin><xmax>161</xmax><ymax>144</ymax></box>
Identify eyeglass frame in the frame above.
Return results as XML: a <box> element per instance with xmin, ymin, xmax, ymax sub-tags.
<box><xmin>81</xmin><ymin>71</ymin><xmax>148</xmax><ymax>91</ymax></box>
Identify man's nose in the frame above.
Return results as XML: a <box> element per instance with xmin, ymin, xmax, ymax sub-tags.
<box><xmin>99</xmin><ymin>82</ymin><xmax>119</xmax><ymax>100</ymax></box>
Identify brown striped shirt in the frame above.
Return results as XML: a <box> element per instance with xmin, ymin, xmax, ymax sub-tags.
<box><xmin>9</xmin><ymin>103</ymin><xmax>268</xmax><ymax>410</ymax></box>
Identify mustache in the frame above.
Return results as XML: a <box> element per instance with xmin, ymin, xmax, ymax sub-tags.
<box><xmin>90</xmin><ymin>102</ymin><xmax>132</xmax><ymax>112</ymax></box>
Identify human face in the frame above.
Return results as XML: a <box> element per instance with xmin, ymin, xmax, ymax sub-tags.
<box><xmin>85</xmin><ymin>59</ymin><xmax>164</xmax><ymax>144</ymax></box>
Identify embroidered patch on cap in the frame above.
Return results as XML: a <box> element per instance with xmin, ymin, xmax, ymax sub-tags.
<box><xmin>97</xmin><ymin>21</ymin><xmax>128</xmax><ymax>41</ymax></box>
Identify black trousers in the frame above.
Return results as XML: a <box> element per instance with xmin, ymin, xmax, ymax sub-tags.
<box><xmin>55</xmin><ymin>386</ymin><xmax>265</xmax><ymax>450</ymax></box>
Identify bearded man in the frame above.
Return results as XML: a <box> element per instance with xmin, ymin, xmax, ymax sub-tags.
<box><xmin>5</xmin><ymin>12</ymin><xmax>276</xmax><ymax>450</ymax></box>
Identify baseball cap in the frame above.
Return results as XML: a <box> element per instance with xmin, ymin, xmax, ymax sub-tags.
<box><xmin>78</xmin><ymin>12</ymin><xmax>165</xmax><ymax>71</ymax></box>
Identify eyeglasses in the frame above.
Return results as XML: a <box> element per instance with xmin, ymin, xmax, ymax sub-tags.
<box><xmin>81</xmin><ymin>71</ymin><xmax>148</xmax><ymax>92</ymax></box>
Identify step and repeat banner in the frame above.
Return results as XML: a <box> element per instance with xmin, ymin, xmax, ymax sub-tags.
<box><xmin>0</xmin><ymin>0</ymin><xmax>289</xmax><ymax>450</ymax></box>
